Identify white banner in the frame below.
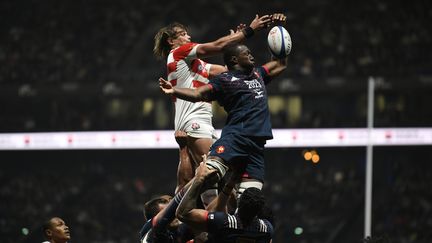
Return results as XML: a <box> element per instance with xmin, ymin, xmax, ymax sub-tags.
<box><xmin>0</xmin><ymin>128</ymin><xmax>431</xmax><ymax>150</ymax></box>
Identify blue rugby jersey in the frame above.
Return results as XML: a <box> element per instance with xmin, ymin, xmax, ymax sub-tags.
<box><xmin>208</xmin><ymin>66</ymin><xmax>273</xmax><ymax>140</ymax></box>
<box><xmin>206</xmin><ymin>211</ymin><xmax>274</xmax><ymax>243</ymax></box>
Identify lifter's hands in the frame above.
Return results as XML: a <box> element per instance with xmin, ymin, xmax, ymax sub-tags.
<box><xmin>159</xmin><ymin>77</ymin><xmax>174</xmax><ymax>94</ymax></box>
<box><xmin>195</xmin><ymin>161</ymin><xmax>217</xmax><ymax>185</ymax></box>
<box><xmin>174</xmin><ymin>130</ymin><xmax>188</xmax><ymax>147</ymax></box>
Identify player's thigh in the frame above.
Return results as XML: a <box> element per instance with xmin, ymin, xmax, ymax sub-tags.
<box><xmin>187</xmin><ymin>136</ymin><xmax>213</xmax><ymax>163</ymax></box>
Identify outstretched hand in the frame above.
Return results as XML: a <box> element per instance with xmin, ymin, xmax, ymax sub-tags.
<box><xmin>270</xmin><ymin>13</ymin><xmax>287</xmax><ymax>24</ymax></box>
<box><xmin>159</xmin><ymin>77</ymin><xmax>174</xmax><ymax>94</ymax></box>
<box><xmin>249</xmin><ymin>14</ymin><xmax>273</xmax><ymax>31</ymax></box>
<box><xmin>229</xmin><ymin>23</ymin><xmax>247</xmax><ymax>35</ymax></box>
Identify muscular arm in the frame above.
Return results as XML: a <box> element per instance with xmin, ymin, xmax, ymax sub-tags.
<box><xmin>206</xmin><ymin>169</ymin><xmax>240</xmax><ymax>213</ymax></box>
<box><xmin>176</xmin><ymin>162</ymin><xmax>217</xmax><ymax>232</ymax></box>
<box><xmin>196</xmin><ymin>14</ymin><xmax>272</xmax><ymax>59</ymax></box>
<box><xmin>151</xmin><ymin>179</ymin><xmax>193</xmax><ymax>231</ymax></box>
<box><xmin>263</xmin><ymin>57</ymin><xmax>288</xmax><ymax>78</ymax></box>
<box><xmin>209</xmin><ymin>64</ymin><xmax>227</xmax><ymax>78</ymax></box>
<box><xmin>159</xmin><ymin>78</ymin><xmax>214</xmax><ymax>102</ymax></box>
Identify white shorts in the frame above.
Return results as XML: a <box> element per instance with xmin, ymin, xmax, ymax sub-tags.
<box><xmin>184</xmin><ymin>120</ymin><xmax>219</xmax><ymax>141</ymax></box>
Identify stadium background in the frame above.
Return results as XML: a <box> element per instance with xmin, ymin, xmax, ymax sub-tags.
<box><xmin>1</xmin><ymin>0</ymin><xmax>431</xmax><ymax>242</ymax></box>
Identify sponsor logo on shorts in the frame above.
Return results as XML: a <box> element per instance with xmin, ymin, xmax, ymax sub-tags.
<box><xmin>216</xmin><ymin>145</ymin><xmax>225</xmax><ymax>154</ymax></box>
<box><xmin>191</xmin><ymin>122</ymin><xmax>200</xmax><ymax>130</ymax></box>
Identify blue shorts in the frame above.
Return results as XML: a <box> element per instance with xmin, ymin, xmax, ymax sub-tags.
<box><xmin>208</xmin><ymin>133</ymin><xmax>266</xmax><ymax>182</ymax></box>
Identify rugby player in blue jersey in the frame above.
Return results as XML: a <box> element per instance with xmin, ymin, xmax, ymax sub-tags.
<box><xmin>159</xmin><ymin>42</ymin><xmax>288</xmax><ymax>196</ymax></box>
<box><xmin>176</xmin><ymin>161</ymin><xmax>274</xmax><ymax>243</ymax></box>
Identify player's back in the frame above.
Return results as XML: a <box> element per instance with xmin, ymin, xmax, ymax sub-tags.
<box><xmin>207</xmin><ymin>213</ymin><xmax>273</xmax><ymax>243</ymax></box>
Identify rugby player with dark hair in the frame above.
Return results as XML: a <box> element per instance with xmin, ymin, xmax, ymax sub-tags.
<box><xmin>42</xmin><ymin>217</ymin><xmax>70</xmax><ymax>243</ymax></box>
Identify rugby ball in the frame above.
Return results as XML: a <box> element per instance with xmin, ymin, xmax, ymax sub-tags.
<box><xmin>267</xmin><ymin>26</ymin><xmax>292</xmax><ymax>58</ymax></box>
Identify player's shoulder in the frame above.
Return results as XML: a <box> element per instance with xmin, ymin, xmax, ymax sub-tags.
<box><xmin>174</xmin><ymin>42</ymin><xmax>198</xmax><ymax>52</ymax></box>
<box><xmin>210</xmin><ymin>71</ymin><xmax>231</xmax><ymax>82</ymax></box>
<box><xmin>257</xmin><ymin>218</ymin><xmax>274</xmax><ymax>233</ymax></box>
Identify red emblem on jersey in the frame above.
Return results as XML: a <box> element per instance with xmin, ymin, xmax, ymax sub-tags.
<box><xmin>191</xmin><ymin>122</ymin><xmax>200</xmax><ymax>130</ymax></box>
<box><xmin>216</xmin><ymin>146</ymin><xmax>225</xmax><ymax>154</ymax></box>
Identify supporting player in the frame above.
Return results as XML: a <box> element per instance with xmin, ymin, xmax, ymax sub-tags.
<box><xmin>176</xmin><ymin>162</ymin><xmax>274</xmax><ymax>242</ymax></box>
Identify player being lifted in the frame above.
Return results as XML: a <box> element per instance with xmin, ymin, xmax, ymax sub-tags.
<box><xmin>154</xmin><ymin>13</ymin><xmax>286</xmax><ymax>202</ymax></box>
<box><xmin>160</xmin><ymin>37</ymin><xmax>289</xmax><ymax>197</ymax></box>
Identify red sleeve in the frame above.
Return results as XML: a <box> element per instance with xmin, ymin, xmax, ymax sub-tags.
<box><xmin>261</xmin><ymin>65</ymin><xmax>270</xmax><ymax>74</ymax></box>
<box><xmin>173</xmin><ymin>42</ymin><xmax>198</xmax><ymax>61</ymax></box>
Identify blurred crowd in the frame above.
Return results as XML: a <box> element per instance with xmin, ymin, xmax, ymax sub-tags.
<box><xmin>1</xmin><ymin>0</ymin><xmax>431</xmax><ymax>85</ymax></box>
<box><xmin>1</xmin><ymin>147</ymin><xmax>431</xmax><ymax>243</ymax></box>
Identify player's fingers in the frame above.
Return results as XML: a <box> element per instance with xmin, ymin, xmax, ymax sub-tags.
<box><xmin>273</xmin><ymin>13</ymin><xmax>286</xmax><ymax>22</ymax></box>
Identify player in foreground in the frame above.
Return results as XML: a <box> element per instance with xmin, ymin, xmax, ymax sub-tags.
<box><xmin>176</xmin><ymin>161</ymin><xmax>274</xmax><ymax>243</ymax></box>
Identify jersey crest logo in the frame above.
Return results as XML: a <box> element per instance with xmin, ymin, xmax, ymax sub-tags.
<box><xmin>191</xmin><ymin>122</ymin><xmax>200</xmax><ymax>130</ymax></box>
<box><xmin>216</xmin><ymin>146</ymin><xmax>225</xmax><ymax>154</ymax></box>
<box><xmin>244</xmin><ymin>79</ymin><xmax>262</xmax><ymax>89</ymax></box>
<box><xmin>254</xmin><ymin>89</ymin><xmax>264</xmax><ymax>98</ymax></box>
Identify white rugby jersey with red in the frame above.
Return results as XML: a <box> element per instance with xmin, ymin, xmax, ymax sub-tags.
<box><xmin>167</xmin><ymin>42</ymin><xmax>215</xmax><ymax>138</ymax></box>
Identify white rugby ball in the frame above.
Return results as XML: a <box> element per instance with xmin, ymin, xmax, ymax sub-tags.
<box><xmin>267</xmin><ymin>26</ymin><xmax>292</xmax><ymax>58</ymax></box>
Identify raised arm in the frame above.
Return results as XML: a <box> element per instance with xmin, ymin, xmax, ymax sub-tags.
<box><xmin>263</xmin><ymin>56</ymin><xmax>288</xmax><ymax>78</ymax></box>
<box><xmin>206</xmin><ymin>169</ymin><xmax>241</xmax><ymax>213</ymax></box>
<box><xmin>196</xmin><ymin>14</ymin><xmax>272</xmax><ymax>58</ymax></box>
<box><xmin>261</xmin><ymin>12</ymin><xmax>289</xmax><ymax>78</ymax></box>
<box><xmin>159</xmin><ymin>77</ymin><xmax>214</xmax><ymax>102</ymax></box>
<box><xmin>176</xmin><ymin>162</ymin><xmax>217</xmax><ymax>232</ymax></box>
